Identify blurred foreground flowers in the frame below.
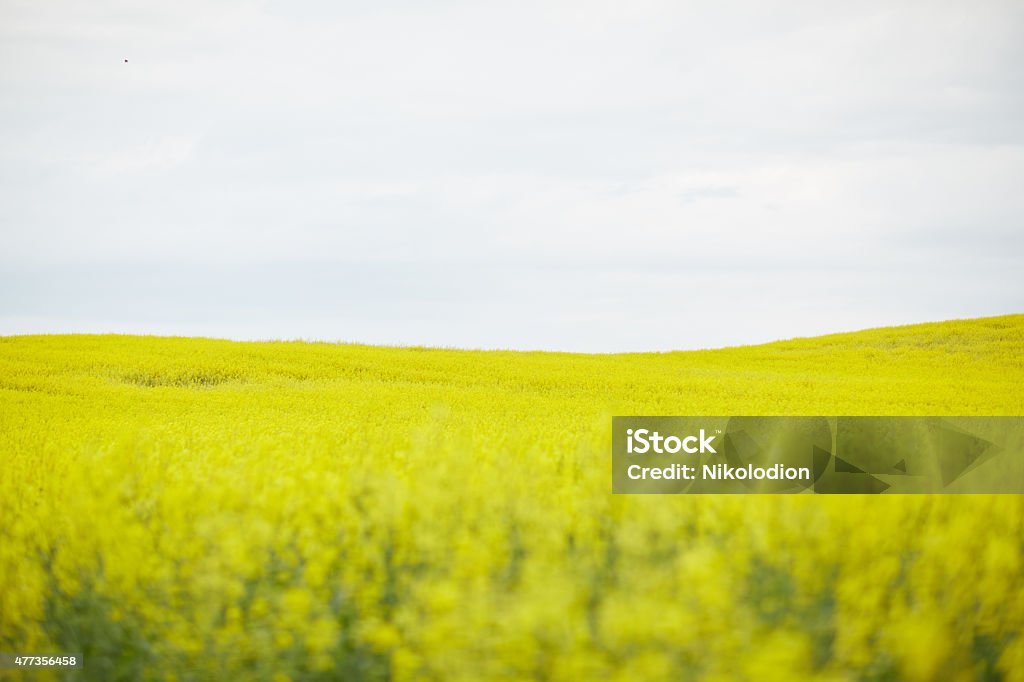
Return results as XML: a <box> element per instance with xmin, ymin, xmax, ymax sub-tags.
<box><xmin>2</xmin><ymin>316</ymin><xmax>1024</xmax><ymax>680</ymax></box>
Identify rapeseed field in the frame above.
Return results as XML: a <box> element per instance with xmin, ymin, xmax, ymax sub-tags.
<box><xmin>2</xmin><ymin>315</ymin><xmax>1024</xmax><ymax>681</ymax></box>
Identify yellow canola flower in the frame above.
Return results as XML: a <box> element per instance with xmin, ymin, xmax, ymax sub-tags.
<box><xmin>0</xmin><ymin>317</ymin><xmax>1022</xmax><ymax>680</ymax></box>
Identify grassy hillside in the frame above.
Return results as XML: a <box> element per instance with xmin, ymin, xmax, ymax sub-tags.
<box><xmin>2</xmin><ymin>315</ymin><xmax>1023</xmax><ymax>680</ymax></box>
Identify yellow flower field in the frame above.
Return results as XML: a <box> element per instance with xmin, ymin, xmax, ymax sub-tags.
<box><xmin>2</xmin><ymin>315</ymin><xmax>1024</xmax><ymax>681</ymax></box>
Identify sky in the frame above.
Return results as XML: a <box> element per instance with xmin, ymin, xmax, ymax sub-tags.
<box><xmin>1</xmin><ymin>0</ymin><xmax>1022</xmax><ymax>352</ymax></box>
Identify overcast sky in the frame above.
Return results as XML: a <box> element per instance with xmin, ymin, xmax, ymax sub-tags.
<box><xmin>1</xmin><ymin>0</ymin><xmax>1022</xmax><ymax>351</ymax></box>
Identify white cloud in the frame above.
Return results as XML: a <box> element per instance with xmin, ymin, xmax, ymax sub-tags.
<box><xmin>0</xmin><ymin>0</ymin><xmax>1021</xmax><ymax>349</ymax></box>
